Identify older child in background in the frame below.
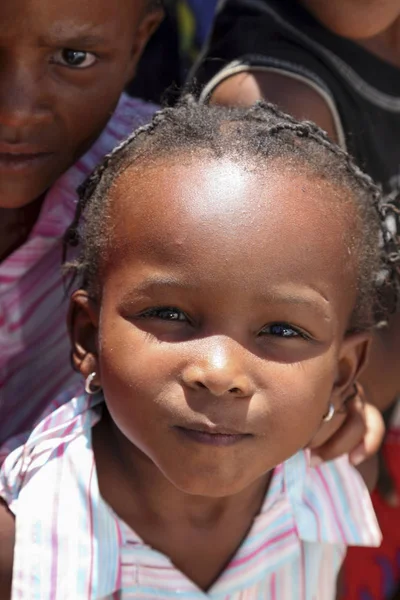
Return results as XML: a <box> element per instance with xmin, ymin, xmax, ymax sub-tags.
<box><xmin>0</xmin><ymin>99</ymin><xmax>392</xmax><ymax>599</ymax></box>
<box><xmin>0</xmin><ymin>0</ymin><xmax>163</xmax><ymax>443</ymax></box>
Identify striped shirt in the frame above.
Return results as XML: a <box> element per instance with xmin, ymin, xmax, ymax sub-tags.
<box><xmin>0</xmin><ymin>94</ymin><xmax>157</xmax><ymax>445</ymax></box>
<box><xmin>0</xmin><ymin>392</ymin><xmax>381</xmax><ymax>600</ymax></box>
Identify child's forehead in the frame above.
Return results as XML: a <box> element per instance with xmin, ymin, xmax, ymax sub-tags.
<box><xmin>113</xmin><ymin>155</ymin><xmax>345</xmax><ymax>224</ymax></box>
<box><xmin>0</xmin><ymin>0</ymin><xmax>146</xmax><ymax>37</ymax></box>
<box><xmin>109</xmin><ymin>156</ymin><xmax>355</xmax><ymax>274</ymax></box>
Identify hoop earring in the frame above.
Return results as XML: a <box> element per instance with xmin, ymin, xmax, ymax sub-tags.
<box><xmin>323</xmin><ymin>403</ymin><xmax>335</xmax><ymax>423</ymax></box>
<box><xmin>85</xmin><ymin>372</ymin><xmax>101</xmax><ymax>395</ymax></box>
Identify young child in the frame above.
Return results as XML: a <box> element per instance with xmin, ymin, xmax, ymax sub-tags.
<box><xmin>0</xmin><ymin>0</ymin><xmax>163</xmax><ymax>444</ymax></box>
<box><xmin>0</xmin><ymin>100</ymin><xmax>395</xmax><ymax>598</ymax></box>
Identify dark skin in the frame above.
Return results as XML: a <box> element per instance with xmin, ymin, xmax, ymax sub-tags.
<box><xmin>0</xmin><ymin>155</ymin><xmax>371</xmax><ymax>597</ymax></box>
<box><xmin>210</xmin><ymin>0</ymin><xmax>398</xmax><ymax>457</ymax></box>
<box><xmin>0</xmin><ymin>0</ymin><xmax>163</xmax><ymax>261</ymax></box>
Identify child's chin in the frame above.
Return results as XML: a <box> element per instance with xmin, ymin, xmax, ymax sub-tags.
<box><xmin>165</xmin><ymin>469</ymin><xmax>256</xmax><ymax>498</ymax></box>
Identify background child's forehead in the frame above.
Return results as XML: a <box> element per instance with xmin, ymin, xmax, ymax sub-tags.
<box><xmin>0</xmin><ymin>0</ymin><xmax>147</xmax><ymax>33</ymax></box>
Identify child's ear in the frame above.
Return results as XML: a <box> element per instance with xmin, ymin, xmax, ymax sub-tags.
<box><xmin>126</xmin><ymin>8</ymin><xmax>164</xmax><ymax>82</ymax></box>
<box><xmin>332</xmin><ymin>331</ymin><xmax>371</xmax><ymax>406</ymax></box>
<box><xmin>68</xmin><ymin>290</ymin><xmax>100</xmax><ymax>381</ymax></box>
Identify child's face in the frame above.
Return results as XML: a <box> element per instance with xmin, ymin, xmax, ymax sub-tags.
<box><xmin>72</xmin><ymin>156</ymin><xmax>369</xmax><ymax>497</ymax></box>
<box><xmin>0</xmin><ymin>0</ymin><xmax>161</xmax><ymax>209</ymax></box>
<box><xmin>300</xmin><ymin>0</ymin><xmax>400</xmax><ymax>39</ymax></box>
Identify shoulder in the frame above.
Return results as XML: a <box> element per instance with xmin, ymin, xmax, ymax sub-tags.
<box><xmin>95</xmin><ymin>94</ymin><xmax>158</xmax><ymax>161</ymax></box>
<box><xmin>283</xmin><ymin>452</ymin><xmax>381</xmax><ymax>547</ymax></box>
<box><xmin>0</xmin><ymin>393</ymin><xmax>99</xmax><ymax>509</ymax></box>
<box><xmin>0</xmin><ymin>499</ymin><xmax>14</xmax><ymax>600</ymax></box>
<box><xmin>70</xmin><ymin>94</ymin><xmax>158</xmax><ymax>175</ymax></box>
<box><xmin>114</xmin><ymin>93</ymin><xmax>158</xmax><ymax>125</ymax></box>
<box><xmin>209</xmin><ymin>69</ymin><xmax>341</xmax><ymax>144</ymax></box>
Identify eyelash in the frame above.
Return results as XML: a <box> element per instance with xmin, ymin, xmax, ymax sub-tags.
<box><xmin>259</xmin><ymin>323</ymin><xmax>309</xmax><ymax>340</ymax></box>
<box><xmin>138</xmin><ymin>307</ymin><xmax>189</xmax><ymax>322</ymax></box>
<box><xmin>137</xmin><ymin>308</ymin><xmax>309</xmax><ymax>339</ymax></box>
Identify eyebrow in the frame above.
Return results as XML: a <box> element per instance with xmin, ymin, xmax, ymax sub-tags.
<box><xmin>255</xmin><ymin>289</ymin><xmax>332</xmax><ymax>319</ymax></box>
<box><xmin>72</xmin><ymin>34</ymin><xmax>112</xmax><ymax>47</ymax></box>
<box><xmin>122</xmin><ymin>276</ymin><xmax>332</xmax><ymax>314</ymax></box>
<box><xmin>43</xmin><ymin>24</ymin><xmax>111</xmax><ymax>48</ymax></box>
<box><xmin>120</xmin><ymin>275</ymin><xmax>198</xmax><ymax>299</ymax></box>
<box><xmin>46</xmin><ymin>34</ymin><xmax>108</xmax><ymax>48</ymax></box>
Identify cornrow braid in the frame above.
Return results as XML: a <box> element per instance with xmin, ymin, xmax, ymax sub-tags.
<box><xmin>64</xmin><ymin>96</ymin><xmax>400</xmax><ymax>331</ymax></box>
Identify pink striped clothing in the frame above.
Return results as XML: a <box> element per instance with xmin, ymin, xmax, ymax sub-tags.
<box><xmin>0</xmin><ymin>392</ymin><xmax>381</xmax><ymax>600</ymax></box>
<box><xmin>0</xmin><ymin>94</ymin><xmax>157</xmax><ymax>445</ymax></box>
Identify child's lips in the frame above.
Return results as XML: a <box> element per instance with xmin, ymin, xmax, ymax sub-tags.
<box><xmin>0</xmin><ymin>151</ymin><xmax>54</xmax><ymax>172</ymax></box>
<box><xmin>0</xmin><ymin>142</ymin><xmax>54</xmax><ymax>171</ymax></box>
<box><xmin>173</xmin><ymin>422</ymin><xmax>253</xmax><ymax>447</ymax></box>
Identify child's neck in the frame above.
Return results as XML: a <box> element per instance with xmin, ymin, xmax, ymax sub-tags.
<box><xmin>93</xmin><ymin>413</ymin><xmax>271</xmax><ymax>591</ymax></box>
<box><xmin>0</xmin><ymin>195</ymin><xmax>45</xmax><ymax>263</ymax></box>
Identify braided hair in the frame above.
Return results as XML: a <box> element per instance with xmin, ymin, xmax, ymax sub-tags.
<box><xmin>64</xmin><ymin>97</ymin><xmax>400</xmax><ymax>331</ymax></box>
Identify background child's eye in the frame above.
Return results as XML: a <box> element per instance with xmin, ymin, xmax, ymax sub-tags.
<box><xmin>260</xmin><ymin>323</ymin><xmax>301</xmax><ymax>338</ymax></box>
<box><xmin>52</xmin><ymin>49</ymin><xmax>97</xmax><ymax>69</ymax></box>
<box><xmin>139</xmin><ymin>307</ymin><xmax>188</xmax><ymax>322</ymax></box>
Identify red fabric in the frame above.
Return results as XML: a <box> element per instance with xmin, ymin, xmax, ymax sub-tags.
<box><xmin>342</xmin><ymin>432</ymin><xmax>400</xmax><ymax>600</ymax></box>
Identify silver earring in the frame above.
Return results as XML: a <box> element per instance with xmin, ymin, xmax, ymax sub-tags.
<box><xmin>323</xmin><ymin>403</ymin><xmax>335</xmax><ymax>422</ymax></box>
<box><xmin>85</xmin><ymin>372</ymin><xmax>101</xmax><ymax>395</ymax></box>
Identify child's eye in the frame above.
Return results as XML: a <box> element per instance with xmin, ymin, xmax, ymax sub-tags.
<box><xmin>260</xmin><ymin>323</ymin><xmax>304</xmax><ymax>338</ymax></box>
<box><xmin>51</xmin><ymin>49</ymin><xmax>97</xmax><ymax>69</ymax></box>
<box><xmin>138</xmin><ymin>307</ymin><xmax>188</xmax><ymax>322</ymax></box>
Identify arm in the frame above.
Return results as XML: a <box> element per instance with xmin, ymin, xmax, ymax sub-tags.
<box><xmin>0</xmin><ymin>499</ymin><xmax>14</xmax><ymax>599</ymax></box>
<box><xmin>210</xmin><ymin>70</ymin><xmax>339</xmax><ymax>142</ymax></box>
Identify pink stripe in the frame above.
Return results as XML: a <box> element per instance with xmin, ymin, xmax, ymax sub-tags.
<box><xmin>316</xmin><ymin>469</ymin><xmax>347</xmax><ymax>543</ymax></box>
<box><xmin>303</xmin><ymin>497</ymin><xmax>322</xmax><ymax>539</ymax></box>
<box><xmin>49</xmin><ymin>442</ymin><xmax>65</xmax><ymax>596</ymax></box>
<box><xmin>9</xmin><ymin>277</ymin><xmax>63</xmax><ymax>332</ymax></box>
<box><xmin>0</xmin><ymin>274</ymin><xmax>20</xmax><ymax>284</ymax></box>
<box><xmin>230</xmin><ymin>527</ymin><xmax>296</xmax><ymax>567</ymax></box>
<box><xmin>1</xmin><ymin>249</ymin><xmax>38</xmax><ymax>267</ymax></box>
<box><xmin>0</xmin><ymin>326</ymin><xmax>67</xmax><ymax>387</ymax></box>
<box><xmin>6</xmin><ymin>245</ymin><xmax>63</xmax><ymax>307</ymax></box>
<box><xmin>300</xmin><ymin>542</ymin><xmax>306</xmax><ymax>600</ymax></box>
<box><xmin>49</xmin><ymin>420</ymin><xmax>77</xmax><ymax>597</ymax></box>
<box><xmin>0</xmin><ymin>323</ymin><xmax>68</xmax><ymax>387</ymax></box>
<box><xmin>270</xmin><ymin>572</ymin><xmax>277</xmax><ymax>600</ymax></box>
<box><xmin>87</xmin><ymin>460</ymin><xmax>95</xmax><ymax>598</ymax></box>
<box><xmin>15</xmin><ymin>370</ymin><xmax>75</xmax><ymax>438</ymax></box>
<box><xmin>106</xmin><ymin>124</ymin><xmax>125</xmax><ymax>139</ymax></box>
<box><xmin>73</xmin><ymin>160</ymin><xmax>89</xmax><ymax>175</ymax></box>
<box><xmin>115</xmin><ymin>521</ymin><xmax>123</xmax><ymax>590</ymax></box>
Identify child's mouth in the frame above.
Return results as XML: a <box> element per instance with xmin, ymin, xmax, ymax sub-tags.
<box><xmin>0</xmin><ymin>151</ymin><xmax>53</xmax><ymax>172</ymax></box>
<box><xmin>174</xmin><ymin>425</ymin><xmax>252</xmax><ymax>447</ymax></box>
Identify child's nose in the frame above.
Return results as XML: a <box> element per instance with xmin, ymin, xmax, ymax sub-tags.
<box><xmin>181</xmin><ymin>338</ymin><xmax>255</xmax><ymax>398</ymax></box>
<box><xmin>0</xmin><ymin>60</ymin><xmax>51</xmax><ymax>130</ymax></box>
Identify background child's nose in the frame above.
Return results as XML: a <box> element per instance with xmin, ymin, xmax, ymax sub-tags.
<box><xmin>0</xmin><ymin>60</ymin><xmax>51</xmax><ymax>130</ymax></box>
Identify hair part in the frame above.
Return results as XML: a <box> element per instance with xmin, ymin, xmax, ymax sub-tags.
<box><xmin>64</xmin><ymin>97</ymin><xmax>400</xmax><ymax>332</ymax></box>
